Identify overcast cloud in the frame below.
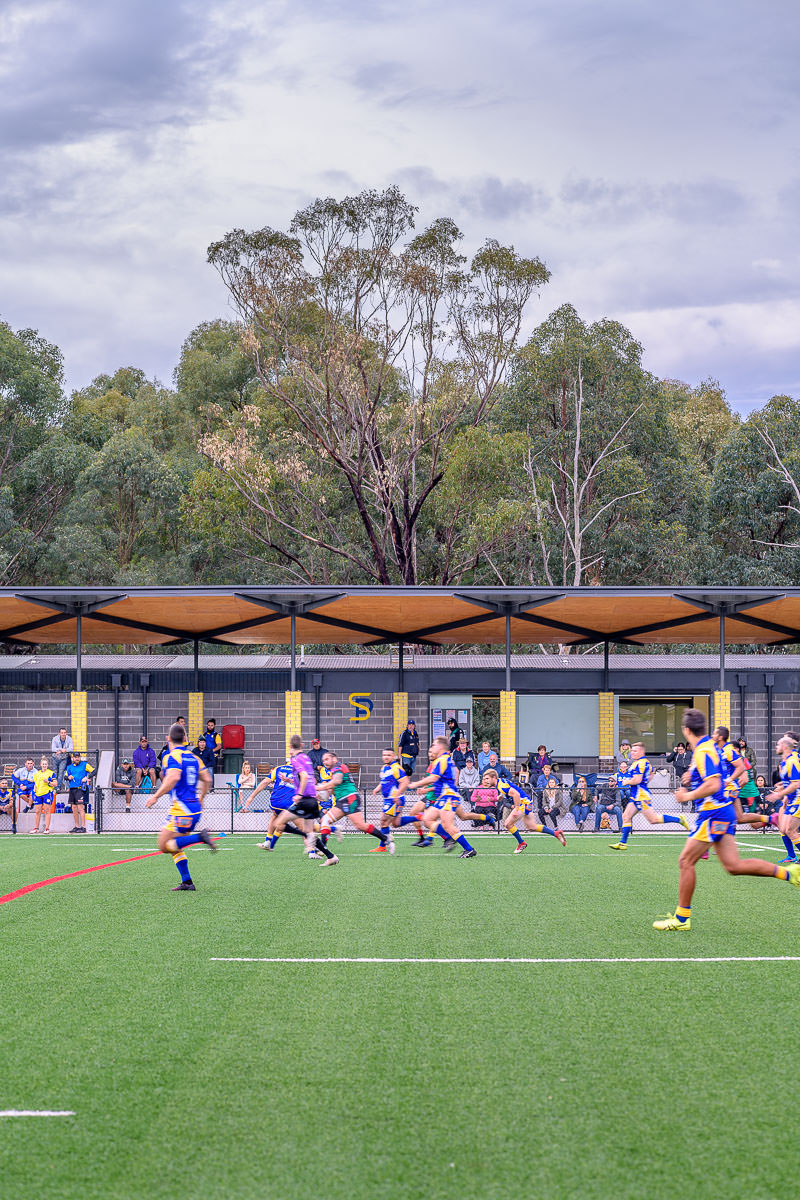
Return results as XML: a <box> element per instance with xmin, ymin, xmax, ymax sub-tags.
<box><xmin>1</xmin><ymin>0</ymin><xmax>798</xmax><ymax>408</ymax></box>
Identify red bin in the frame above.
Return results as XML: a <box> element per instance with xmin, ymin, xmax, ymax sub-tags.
<box><xmin>222</xmin><ymin>724</ymin><xmax>245</xmax><ymax>749</ymax></box>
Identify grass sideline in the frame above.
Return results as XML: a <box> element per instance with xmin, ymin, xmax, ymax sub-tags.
<box><xmin>1</xmin><ymin>832</ymin><xmax>796</xmax><ymax>1200</ymax></box>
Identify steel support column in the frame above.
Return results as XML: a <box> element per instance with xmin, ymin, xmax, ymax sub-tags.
<box><xmin>76</xmin><ymin>612</ymin><xmax>82</xmax><ymax>692</ymax></box>
<box><xmin>719</xmin><ymin>608</ymin><xmax>726</xmax><ymax>692</ymax></box>
<box><xmin>505</xmin><ymin>614</ymin><xmax>512</xmax><ymax>693</ymax></box>
<box><xmin>290</xmin><ymin>611</ymin><xmax>297</xmax><ymax>693</ymax></box>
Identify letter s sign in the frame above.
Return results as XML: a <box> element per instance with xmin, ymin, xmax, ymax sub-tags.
<box><xmin>348</xmin><ymin>693</ymin><xmax>374</xmax><ymax>722</ymax></box>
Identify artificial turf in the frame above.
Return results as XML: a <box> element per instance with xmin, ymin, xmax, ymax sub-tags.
<box><xmin>1</xmin><ymin>830</ymin><xmax>797</xmax><ymax>1200</ymax></box>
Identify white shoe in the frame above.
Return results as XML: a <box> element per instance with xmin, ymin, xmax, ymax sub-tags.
<box><xmin>322</xmin><ymin>854</ymin><xmax>339</xmax><ymax>866</ymax></box>
<box><xmin>332</xmin><ymin>824</ymin><xmax>343</xmax><ymax>842</ymax></box>
<box><xmin>307</xmin><ymin>850</ymin><xmax>319</xmax><ymax>859</ymax></box>
<box><xmin>256</xmin><ymin>841</ymin><xmax>270</xmax><ymax>848</ymax></box>
<box><xmin>28</xmin><ymin>828</ymin><xmax>39</xmax><ymax>833</ymax></box>
<box><xmin>43</xmin><ymin>828</ymin><xmax>50</xmax><ymax>834</ymax></box>
<box><xmin>387</xmin><ymin>834</ymin><xmax>396</xmax><ymax>855</ymax></box>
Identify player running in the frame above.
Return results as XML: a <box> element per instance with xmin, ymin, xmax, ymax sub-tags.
<box><xmin>271</xmin><ymin>735</ymin><xmax>338</xmax><ymax>864</ymax></box>
<box><xmin>244</xmin><ymin>761</ymin><xmax>308</xmax><ymax>852</ymax></box>
<box><xmin>711</xmin><ymin>725</ymin><xmax>770</xmax><ymax>837</ymax></box>
<box><xmin>372</xmin><ymin>749</ymin><xmax>423</xmax><ymax>842</ymax></box>
<box><xmin>653</xmin><ymin>708</ymin><xmax>800</xmax><ymax>931</ymax></box>
<box><xmin>483</xmin><ymin>769</ymin><xmax>566</xmax><ymax>853</ymax></box>
<box><xmin>610</xmin><ymin>741</ymin><xmax>690</xmax><ymax>849</ymax></box>
<box><xmin>317</xmin><ymin>752</ymin><xmax>392</xmax><ymax>853</ymax></box>
<box><xmin>145</xmin><ymin>723</ymin><xmax>217</xmax><ymax>891</ymax></box>
<box><xmin>408</xmin><ymin>737</ymin><xmax>477</xmax><ymax>858</ymax></box>
<box><xmin>765</xmin><ymin>732</ymin><xmax>800</xmax><ymax>862</ymax></box>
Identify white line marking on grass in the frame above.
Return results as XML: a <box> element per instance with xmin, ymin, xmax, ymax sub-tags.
<box><xmin>210</xmin><ymin>955</ymin><xmax>800</xmax><ymax>965</ymax></box>
<box><xmin>737</xmin><ymin>841</ymin><xmax>779</xmax><ymax>853</ymax></box>
<box><xmin>0</xmin><ymin>1110</ymin><xmax>75</xmax><ymax>1117</ymax></box>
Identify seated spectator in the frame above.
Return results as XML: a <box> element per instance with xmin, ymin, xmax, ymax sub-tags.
<box><xmin>65</xmin><ymin>752</ymin><xmax>93</xmax><ymax>833</ymax></box>
<box><xmin>13</xmin><ymin>758</ymin><xmax>36</xmax><ymax>812</ymax></box>
<box><xmin>538</xmin><ymin>776</ymin><xmax>564</xmax><ymax>829</ymax></box>
<box><xmin>570</xmin><ymin>776</ymin><xmax>594</xmax><ymax>831</ymax></box>
<box><xmin>194</xmin><ymin>736</ymin><xmax>216</xmax><ymax>782</ymax></box>
<box><xmin>487</xmin><ymin>751</ymin><xmax>512</xmax><ymax>782</ymax></box>
<box><xmin>528</xmin><ymin>745</ymin><xmax>551</xmax><ymax>775</ymax></box>
<box><xmin>0</xmin><ymin>777</ymin><xmax>12</xmax><ymax>822</ymax></box>
<box><xmin>113</xmin><ymin>758</ymin><xmax>136</xmax><ymax>813</ymax></box>
<box><xmin>470</xmin><ymin>773</ymin><xmax>500</xmax><ymax>822</ymax></box>
<box><xmin>458</xmin><ymin>756</ymin><xmax>480</xmax><ymax>800</ymax></box>
<box><xmin>535</xmin><ymin>762</ymin><xmax>561</xmax><ymax>794</ymax></box>
<box><xmin>452</xmin><ymin>737</ymin><xmax>471</xmax><ymax>772</ymax></box>
<box><xmin>31</xmin><ymin>756</ymin><xmax>57</xmax><ymax>833</ymax></box>
<box><xmin>755</xmin><ymin>774</ymin><xmax>780</xmax><ymax>823</ymax></box>
<box><xmin>238</xmin><ymin>759</ymin><xmax>256</xmax><ymax>790</ymax></box>
<box><xmin>309</xmin><ymin>737</ymin><xmax>328</xmax><ymax>779</ymax></box>
<box><xmin>594</xmin><ymin>776</ymin><xmax>624</xmax><ymax>832</ymax></box>
<box><xmin>477</xmin><ymin>741</ymin><xmax>493</xmax><ymax>773</ymax></box>
<box><xmin>133</xmin><ymin>735</ymin><xmax>158</xmax><ymax>789</ymax></box>
<box><xmin>204</xmin><ymin>719</ymin><xmax>223</xmax><ymax>767</ymax></box>
<box><xmin>51</xmin><ymin>726</ymin><xmax>74</xmax><ymax>791</ymax></box>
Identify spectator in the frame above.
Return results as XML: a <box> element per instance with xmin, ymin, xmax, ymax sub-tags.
<box><xmin>309</xmin><ymin>737</ymin><xmax>328</xmax><ymax>778</ymax></box>
<box><xmin>238</xmin><ymin>759</ymin><xmax>256</xmax><ymax>790</ymax></box>
<box><xmin>113</xmin><ymin>757</ymin><xmax>136</xmax><ymax>813</ymax></box>
<box><xmin>31</xmin><ymin>756</ymin><xmax>57</xmax><ymax>833</ymax></box>
<box><xmin>194</xmin><ymin>736</ymin><xmax>216</xmax><ymax>783</ymax></box>
<box><xmin>755</xmin><ymin>774</ymin><xmax>779</xmax><ymax>824</ymax></box>
<box><xmin>13</xmin><ymin>758</ymin><xmax>36</xmax><ymax>812</ymax></box>
<box><xmin>477</xmin><ymin>741</ymin><xmax>494</xmax><ymax>773</ymax></box>
<box><xmin>65</xmin><ymin>752</ymin><xmax>93</xmax><ymax>833</ymax></box>
<box><xmin>528</xmin><ymin>745</ymin><xmax>551</xmax><ymax>774</ymax></box>
<box><xmin>446</xmin><ymin>717</ymin><xmax>462</xmax><ymax>751</ymax></box>
<box><xmin>399</xmin><ymin>719</ymin><xmax>420</xmax><ymax>776</ymax></box>
<box><xmin>458</xmin><ymin>757</ymin><xmax>481</xmax><ymax>801</ymax></box>
<box><xmin>535</xmin><ymin>762</ymin><xmax>560</xmax><ymax>794</ymax></box>
<box><xmin>0</xmin><ymin>778</ymin><xmax>12</xmax><ymax>821</ymax></box>
<box><xmin>736</xmin><ymin>737</ymin><xmax>756</xmax><ymax>771</ymax></box>
<box><xmin>204</xmin><ymin>719</ymin><xmax>222</xmax><ymax>767</ymax></box>
<box><xmin>666</xmin><ymin>742</ymin><xmax>692</xmax><ymax>782</ymax></box>
<box><xmin>616</xmin><ymin>740</ymin><xmax>633</xmax><ymax>771</ymax></box>
<box><xmin>594</xmin><ymin>776</ymin><xmax>624</xmax><ymax>832</ymax></box>
<box><xmin>487</xmin><ymin>751</ymin><xmax>512</xmax><ymax>782</ymax></box>
<box><xmin>453</xmin><ymin>737</ymin><xmax>471</xmax><ymax>773</ymax></box>
<box><xmin>517</xmin><ymin>762</ymin><xmax>530</xmax><ymax>789</ymax></box>
<box><xmin>570</xmin><ymin>776</ymin><xmax>594</xmax><ymax>831</ymax></box>
<box><xmin>133</xmin><ymin>735</ymin><xmax>158</xmax><ymax>789</ymax></box>
<box><xmin>175</xmin><ymin>715</ymin><xmax>187</xmax><ymax>735</ymax></box>
<box><xmin>538</xmin><ymin>776</ymin><xmax>564</xmax><ymax>830</ymax></box>
<box><xmin>471</xmin><ymin>772</ymin><xmax>500</xmax><ymax>823</ymax></box>
<box><xmin>51</xmin><ymin>727</ymin><xmax>74</xmax><ymax>791</ymax></box>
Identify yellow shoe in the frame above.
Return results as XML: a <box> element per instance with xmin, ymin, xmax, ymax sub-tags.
<box><xmin>653</xmin><ymin>913</ymin><xmax>691</xmax><ymax>931</ymax></box>
<box><xmin>609</xmin><ymin>842</ymin><xmax>627</xmax><ymax>850</ymax></box>
<box><xmin>788</xmin><ymin>865</ymin><xmax>800</xmax><ymax>890</ymax></box>
<box><xmin>678</xmin><ymin>813</ymin><xmax>692</xmax><ymax>831</ymax></box>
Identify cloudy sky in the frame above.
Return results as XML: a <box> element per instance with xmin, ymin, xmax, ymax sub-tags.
<box><xmin>2</xmin><ymin>0</ymin><xmax>798</xmax><ymax>409</ymax></box>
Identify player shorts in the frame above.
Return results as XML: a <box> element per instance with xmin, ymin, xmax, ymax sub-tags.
<box><xmin>68</xmin><ymin>787</ymin><xmax>86</xmax><ymax>808</ymax></box>
<box><xmin>289</xmin><ymin>796</ymin><xmax>321</xmax><ymax>820</ymax></box>
<box><xmin>166</xmin><ymin>798</ymin><xmax>202</xmax><ymax>833</ymax></box>
<box><xmin>784</xmin><ymin>801</ymin><xmax>800</xmax><ymax>817</ymax></box>
<box><xmin>33</xmin><ymin>794</ymin><xmax>53</xmax><ymax>808</ymax></box>
<box><xmin>336</xmin><ymin>794</ymin><xmax>361</xmax><ymax>815</ymax></box>
<box><xmin>692</xmin><ymin>803</ymin><xmax>737</xmax><ymax>843</ymax></box>
<box><xmin>430</xmin><ymin>791</ymin><xmax>457</xmax><ymax>811</ymax></box>
<box><xmin>269</xmin><ymin>794</ymin><xmax>293</xmax><ymax>813</ymax></box>
<box><xmin>382</xmin><ymin>796</ymin><xmax>399</xmax><ymax>818</ymax></box>
<box><xmin>630</xmin><ymin>792</ymin><xmax>651</xmax><ymax>813</ymax></box>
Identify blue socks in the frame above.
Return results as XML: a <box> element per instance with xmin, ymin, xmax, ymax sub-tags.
<box><xmin>620</xmin><ymin>824</ymin><xmax>632</xmax><ymax>845</ymax></box>
<box><xmin>174</xmin><ymin>855</ymin><xmax>192</xmax><ymax>883</ymax></box>
<box><xmin>782</xmin><ymin>834</ymin><xmax>796</xmax><ymax>859</ymax></box>
<box><xmin>174</xmin><ymin>833</ymin><xmax>201</xmax><ymax>850</ymax></box>
<box><xmin>456</xmin><ymin>834</ymin><xmax>473</xmax><ymax>851</ymax></box>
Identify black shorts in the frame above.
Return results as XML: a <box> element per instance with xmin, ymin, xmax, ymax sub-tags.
<box><xmin>68</xmin><ymin>788</ymin><xmax>86</xmax><ymax>807</ymax></box>
<box><xmin>335</xmin><ymin>795</ymin><xmax>361</xmax><ymax>815</ymax></box>
<box><xmin>289</xmin><ymin>796</ymin><xmax>320</xmax><ymax>820</ymax></box>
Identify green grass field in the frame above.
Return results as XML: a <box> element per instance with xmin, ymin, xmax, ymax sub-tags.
<box><xmin>2</xmin><ymin>830</ymin><xmax>797</xmax><ymax>1200</ymax></box>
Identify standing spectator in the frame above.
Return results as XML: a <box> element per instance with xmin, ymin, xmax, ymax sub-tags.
<box><xmin>446</xmin><ymin>717</ymin><xmax>462</xmax><ymax>751</ymax></box>
<box><xmin>594</xmin><ymin>776</ymin><xmax>624</xmax><ymax>833</ymax></box>
<box><xmin>570</xmin><ymin>776</ymin><xmax>594</xmax><ymax>831</ymax></box>
<box><xmin>204</xmin><ymin>719</ymin><xmax>222</xmax><ymax>767</ymax></box>
<box><xmin>13</xmin><ymin>758</ymin><xmax>36</xmax><ymax>812</ymax></box>
<box><xmin>736</xmin><ymin>737</ymin><xmax>756</xmax><ymax>772</ymax></box>
<box><xmin>0</xmin><ymin>778</ymin><xmax>13</xmax><ymax>822</ymax></box>
<box><xmin>528</xmin><ymin>745</ymin><xmax>551</xmax><ymax>774</ymax></box>
<box><xmin>65</xmin><ymin>752</ymin><xmax>93</xmax><ymax>833</ymax></box>
<box><xmin>399</xmin><ymin>719</ymin><xmax>420</xmax><ymax>776</ymax></box>
<box><xmin>477</xmin><ymin>741</ymin><xmax>493</xmax><ymax>773</ymax></box>
<box><xmin>616</xmin><ymin>740</ymin><xmax>632</xmax><ymax>769</ymax></box>
<box><xmin>452</xmin><ymin>737</ymin><xmax>471</xmax><ymax>773</ymax></box>
<box><xmin>133</xmin><ymin>735</ymin><xmax>158</xmax><ymax>789</ymax></box>
<box><xmin>194</xmin><ymin>736</ymin><xmax>216</xmax><ymax>785</ymax></box>
<box><xmin>308</xmin><ymin>737</ymin><xmax>328</xmax><ymax>779</ymax></box>
<box><xmin>666</xmin><ymin>742</ymin><xmax>692</xmax><ymax>783</ymax></box>
<box><xmin>113</xmin><ymin>757</ymin><xmax>136</xmax><ymax>813</ymax></box>
<box><xmin>458</xmin><ymin>757</ymin><xmax>480</xmax><ymax>802</ymax></box>
<box><xmin>31</xmin><ymin>756</ymin><xmax>57</xmax><ymax>833</ymax></box>
<box><xmin>488</xmin><ymin>751</ymin><xmax>512</xmax><ymax>782</ymax></box>
<box><xmin>51</xmin><ymin>727</ymin><xmax>74</xmax><ymax>792</ymax></box>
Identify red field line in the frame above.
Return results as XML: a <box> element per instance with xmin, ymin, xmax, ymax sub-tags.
<box><xmin>0</xmin><ymin>852</ymin><xmax>160</xmax><ymax>905</ymax></box>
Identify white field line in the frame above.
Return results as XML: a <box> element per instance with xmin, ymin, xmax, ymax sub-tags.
<box><xmin>0</xmin><ymin>1110</ymin><xmax>75</xmax><ymax>1117</ymax></box>
<box><xmin>210</xmin><ymin>955</ymin><xmax>800</xmax><ymax>965</ymax></box>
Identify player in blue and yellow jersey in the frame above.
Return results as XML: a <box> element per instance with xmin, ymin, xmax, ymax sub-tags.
<box><xmin>483</xmin><ymin>768</ymin><xmax>566</xmax><ymax>853</ymax></box>
<box><xmin>653</xmin><ymin>709</ymin><xmax>800</xmax><ymax>930</ymax></box>
<box><xmin>145</xmin><ymin>723</ymin><xmax>217</xmax><ymax>891</ymax></box>
<box><xmin>408</xmin><ymin>737</ymin><xmax>476</xmax><ymax>858</ymax></box>
<box><xmin>244</xmin><ymin>762</ymin><xmax>308</xmax><ymax>852</ymax></box>
<box><xmin>610</xmin><ymin>741</ymin><xmax>690</xmax><ymax>849</ymax></box>
<box><xmin>765</xmin><ymin>732</ymin><xmax>800</xmax><ymax>862</ymax></box>
<box><xmin>371</xmin><ymin>749</ymin><xmax>423</xmax><ymax>843</ymax></box>
<box><xmin>711</xmin><ymin>725</ymin><xmax>770</xmax><ymax>848</ymax></box>
<box><xmin>31</xmin><ymin>756</ymin><xmax>57</xmax><ymax>834</ymax></box>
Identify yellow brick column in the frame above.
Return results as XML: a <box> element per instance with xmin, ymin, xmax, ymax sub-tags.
<box><xmin>500</xmin><ymin>690</ymin><xmax>517</xmax><ymax>763</ymax></box>
<box><xmin>71</xmin><ymin>691</ymin><xmax>87</xmax><ymax>753</ymax></box>
<box><xmin>598</xmin><ymin>692</ymin><xmax>615</xmax><ymax>759</ymax></box>
<box><xmin>393</xmin><ymin>692</ymin><xmax>409</xmax><ymax>753</ymax></box>
<box><xmin>285</xmin><ymin>691</ymin><xmax>302</xmax><ymax>761</ymax></box>
<box><xmin>187</xmin><ymin>693</ymin><xmax>204</xmax><ymax>746</ymax></box>
<box><xmin>713</xmin><ymin>691</ymin><xmax>731</xmax><ymax>733</ymax></box>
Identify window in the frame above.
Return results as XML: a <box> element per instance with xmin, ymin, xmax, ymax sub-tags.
<box><xmin>618</xmin><ymin>699</ymin><xmax>695</xmax><ymax>754</ymax></box>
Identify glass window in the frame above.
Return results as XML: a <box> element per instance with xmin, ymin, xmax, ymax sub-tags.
<box><xmin>618</xmin><ymin>699</ymin><xmax>695</xmax><ymax>754</ymax></box>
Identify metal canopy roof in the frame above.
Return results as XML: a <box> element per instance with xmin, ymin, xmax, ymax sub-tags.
<box><xmin>1</xmin><ymin>587</ymin><xmax>800</xmax><ymax>647</ymax></box>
